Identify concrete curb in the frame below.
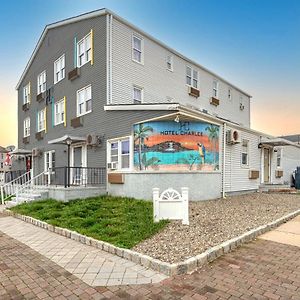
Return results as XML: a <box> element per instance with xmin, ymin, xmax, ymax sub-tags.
<box><xmin>4</xmin><ymin>208</ymin><xmax>300</xmax><ymax>276</ymax></box>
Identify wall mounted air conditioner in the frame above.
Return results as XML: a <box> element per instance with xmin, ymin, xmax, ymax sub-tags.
<box><xmin>107</xmin><ymin>162</ymin><xmax>118</xmax><ymax>170</ymax></box>
<box><xmin>32</xmin><ymin>148</ymin><xmax>41</xmax><ymax>157</ymax></box>
<box><xmin>226</xmin><ymin>130</ymin><xmax>241</xmax><ymax>145</ymax></box>
<box><xmin>86</xmin><ymin>134</ymin><xmax>99</xmax><ymax>146</ymax></box>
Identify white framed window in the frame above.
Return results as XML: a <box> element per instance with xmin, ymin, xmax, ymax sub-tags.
<box><xmin>276</xmin><ymin>149</ymin><xmax>282</xmax><ymax>168</ymax></box>
<box><xmin>107</xmin><ymin>137</ymin><xmax>132</xmax><ymax>170</ymax></box>
<box><xmin>23</xmin><ymin>117</ymin><xmax>30</xmax><ymax>137</ymax></box>
<box><xmin>44</xmin><ymin>150</ymin><xmax>55</xmax><ymax>172</ymax></box>
<box><xmin>133</xmin><ymin>86</ymin><xmax>143</xmax><ymax>104</ymax></box>
<box><xmin>186</xmin><ymin>66</ymin><xmax>198</xmax><ymax>88</ymax></box>
<box><xmin>132</xmin><ymin>34</ymin><xmax>143</xmax><ymax>64</ymax></box>
<box><xmin>213</xmin><ymin>80</ymin><xmax>218</xmax><ymax>98</ymax></box>
<box><xmin>23</xmin><ymin>83</ymin><xmax>30</xmax><ymax>104</ymax></box>
<box><xmin>37</xmin><ymin>109</ymin><xmax>46</xmax><ymax>132</ymax></box>
<box><xmin>228</xmin><ymin>88</ymin><xmax>232</xmax><ymax>101</ymax></box>
<box><xmin>37</xmin><ymin>71</ymin><xmax>46</xmax><ymax>94</ymax></box>
<box><xmin>54</xmin><ymin>98</ymin><xmax>65</xmax><ymax>125</ymax></box>
<box><xmin>166</xmin><ymin>55</ymin><xmax>173</xmax><ymax>71</ymax></box>
<box><xmin>77</xmin><ymin>33</ymin><xmax>91</xmax><ymax>67</ymax></box>
<box><xmin>54</xmin><ymin>54</ymin><xmax>65</xmax><ymax>84</ymax></box>
<box><xmin>77</xmin><ymin>85</ymin><xmax>92</xmax><ymax>116</ymax></box>
<box><xmin>241</xmin><ymin>139</ymin><xmax>249</xmax><ymax>166</ymax></box>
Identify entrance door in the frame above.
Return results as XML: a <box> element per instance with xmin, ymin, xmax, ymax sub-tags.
<box><xmin>73</xmin><ymin>146</ymin><xmax>82</xmax><ymax>185</ymax></box>
<box><xmin>263</xmin><ymin>148</ymin><xmax>270</xmax><ymax>183</ymax></box>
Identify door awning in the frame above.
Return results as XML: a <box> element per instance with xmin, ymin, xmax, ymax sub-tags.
<box><xmin>10</xmin><ymin>148</ymin><xmax>32</xmax><ymax>155</ymax></box>
<box><xmin>260</xmin><ymin>137</ymin><xmax>300</xmax><ymax>148</ymax></box>
<box><xmin>48</xmin><ymin>135</ymin><xmax>86</xmax><ymax>145</ymax></box>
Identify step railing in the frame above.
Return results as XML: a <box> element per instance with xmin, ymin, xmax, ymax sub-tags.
<box><xmin>0</xmin><ymin>170</ymin><xmax>32</xmax><ymax>204</ymax></box>
<box><xmin>15</xmin><ymin>171</ymin><xmax>47</xmax><ymax>204</ymax></box>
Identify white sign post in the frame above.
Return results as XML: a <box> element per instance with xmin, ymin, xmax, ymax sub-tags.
<box><xmin>153</xmin><ymin>187</ymin><xmax>189</xmax><ymax>225</ymax></box>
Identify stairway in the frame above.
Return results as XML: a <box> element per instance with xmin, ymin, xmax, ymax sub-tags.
<box><xmin>6</xmin><ymin>189</ymin><xmax>49</xmax><ymax>208</ymax></box>
<box><xmin>259</xmin><ymin>184</ymin><xmax>297</xmax><ymax>194</ymax></box>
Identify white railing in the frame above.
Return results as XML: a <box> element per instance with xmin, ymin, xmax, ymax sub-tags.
<box><xmin>1</xmin><ymin>170</ymin><xmax>32</xmax><ymax>204</ymax></box>
<box><xmin>15</xmin><ymin>171</ymin><xmax>46</xmax><ymax>204</ymax></box>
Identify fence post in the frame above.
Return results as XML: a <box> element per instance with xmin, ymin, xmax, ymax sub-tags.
<box><xmin>152</xmin><ymin>188</ymin><xmax>160</xmax><ymax>222</ymax></box>
<box><xmin>181</xmin><ymin>187</ymin><xmax>189</xmax><ymax>225</ymax></box>
<box><xmin>64</xmin><ymin>167</ymin><xmax>67</xmax><ymax>188</ymax></box>
<box><xmin>1</xmin><ymin>186</ymin><xmax>4</xmax><ymax>205</ymax></box>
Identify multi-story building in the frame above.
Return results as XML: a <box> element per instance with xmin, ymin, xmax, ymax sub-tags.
<box><xmin>0</xmin><ymin>146</ymin><xmax>8</xmax><ymax>171</ymax></box>
<box><xmin>15</xmin><ymin>9</ymin><xmax>300</xmax><ymax>201</ymax></box>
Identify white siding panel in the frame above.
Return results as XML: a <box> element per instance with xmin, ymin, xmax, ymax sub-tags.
<box><xmin>111</xmin><ymin>18</ymin><xmax>250</xmax><ymax>127</ymax></box>
<box><xmin>282</xmin><ymin>146</ymin><xmax>300</xmax><ymax>185</ymax></box>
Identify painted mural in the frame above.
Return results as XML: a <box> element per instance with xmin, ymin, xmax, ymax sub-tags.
<box><xmin>133</xmin><ymin>120</ymin><xmax>220</xmax><ymax>171</ymax></box>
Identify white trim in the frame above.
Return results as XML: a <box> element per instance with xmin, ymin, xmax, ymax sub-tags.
<box><xmin>132</xmin><ymin>33</ymin><xmax>144</xmax><ymax>65</ymax></box>
<box><xmin>54</xmin><ymin>54</ymin><xmax>65</xmax><ymax>84</ymax></box>
<box><xmin>76</xmin><ymin>84</ymin><xmax>92</xmax><ymax>117</ymax></box>
<box><xmin>133</xmin><ymin>85</ymin><xmax>143</xmax><ymax>104</ymax></box>
<box><xmin>23</xmin><ymin>117</ymin><xmax>30</xmax><ymax>137</ymax></box>
<box><xmin>16</xmin><ymin>9</ymin><xmax>252</xmax><ymax>97</ymax></box>
<box><xmin>241</xmin><ymin>139</ymin><xmax>250</xmax><ymax>168</ymax></box>
<box><xmin>37</xmin><ymin>70</ymin><xmax>46</xmax><ymax>94</ymax></box>
<box><xmin>70</xmin><ymin>143</ymin><xmax>87</xmax><ymax>168</ymax></box>
<box><xmin>77</xmin><ymin>32</ymin><xmax>92</xmax><ymax>68</ymax></box>
<box><xmin>54</xmin><ymin>98</ymin><xmax>65</xmax><ymax>126</ymax></box>
<box><xmin>104</xmin><ymin>103</ymin><xmax>179</xmax><ymax>111</ymax></box>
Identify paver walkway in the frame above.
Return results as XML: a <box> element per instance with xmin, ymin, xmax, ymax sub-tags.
<box><xmin>0</xmin><ymin>216</ymin><xmax>166</xmax><ymax>287</ymax></box>
<box><xmin>1</xmin><ymin>213</ymin><xmax>300</xmax><ymax>299</ymax></box>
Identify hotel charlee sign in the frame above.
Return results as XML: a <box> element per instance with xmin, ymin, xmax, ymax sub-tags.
<box><xmin>133</xmin><ymin>120</ymin><xmax>220</xmax><ymax>172</ymax></box>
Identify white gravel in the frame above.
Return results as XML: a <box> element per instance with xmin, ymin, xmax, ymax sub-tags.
<box><xmin>133</xmin><ymin>193</ymin><xmax>300</xmax><ymax>263</ymax></box>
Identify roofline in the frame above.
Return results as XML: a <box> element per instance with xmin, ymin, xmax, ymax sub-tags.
<box><xmin>16</xmin><ymin>8</ymin><xmax>252</xmax><ymax>98</ymax></box>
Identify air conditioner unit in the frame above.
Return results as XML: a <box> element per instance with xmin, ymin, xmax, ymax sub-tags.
<box><xmin>226</xmin><ymin>130</ymin><xmax>241</xmax><ymax>145</ymax></box>
<box><xmin>240</xmin><ymin>103</ymin><xmax>245</xmax><ymax>110</ymax></box>
<box><xmin>107</xmin><ymin>162</ymin><xmax>118</xmax><ymax>170</ymax></box>
<box><xmin>86</xmin><ymin>134</ymin><xmax>99</xmax><ymax>146</ymax></box>
<box><xmin>32</xmin><ymin>148</ymin><xmax>41</xmax><ymax>157</ymax></box>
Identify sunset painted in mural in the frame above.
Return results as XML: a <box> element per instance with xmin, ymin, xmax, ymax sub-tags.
<box><xmin>134</xmin><ymin>121</ymin><xmax>220</xmax><ymax>171</ymax></box>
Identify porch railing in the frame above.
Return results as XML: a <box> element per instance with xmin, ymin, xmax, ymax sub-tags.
<box><xmin>49</xmin><ymin>167</ymin><xmax>106</xmax><ymax>188</ymax></box>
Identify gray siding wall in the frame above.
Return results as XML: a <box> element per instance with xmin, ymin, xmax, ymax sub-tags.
<box><xmin>111</xmin><ymin>18</ymin><xmax>251</xmax><ymax>128</ymax></box>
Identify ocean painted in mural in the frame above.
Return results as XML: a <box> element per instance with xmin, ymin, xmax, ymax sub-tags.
<box><xmin>133</xmin><ymin>120</ymin><xmax>220</xmax><ymax>171</ymax></box>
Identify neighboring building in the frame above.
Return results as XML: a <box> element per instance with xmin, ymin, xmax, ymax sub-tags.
<box><xmin>281</xmin><ymin>134</ymin><xmax>300</xmax><ymax>145</ymax></box>
<box><xmin>15</xmin><ymin>8</ymin><xmax>300</xmax><ymax>201</ymax></box>
<box><xmin>0</xmin><ymin>146</ymin><xmax>8</xmax><ymax>171</ymax></box>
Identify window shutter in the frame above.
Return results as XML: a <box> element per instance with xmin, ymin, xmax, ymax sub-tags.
<box><xmin>64</xmin><ymin>96</ymin><xmax>67</xmax><ymax>127</ymax></box>
<box><xmin>74</xmin><ymin>37</ymin><xmax>77</xmax><ymax>68</ymax></box>
<box><xmin>52</xmin><ymin>101</ymin><xmax>55</xmax><ymax>127</ymax></box>
<box><xmin>90</xmin><ymin>29</ymin><xmax>94</xmax><ymax>65</ymax></box>
<box><xmin>44</xmin><ymin>107</ymin><xmax>47</xmax><ymax>133</ymax></box>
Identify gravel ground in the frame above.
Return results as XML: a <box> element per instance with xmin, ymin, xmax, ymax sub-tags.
<box><xmin>133</xmin><ymin>193</ymin><xmax>300</xmax><ymax>263</ymax></box>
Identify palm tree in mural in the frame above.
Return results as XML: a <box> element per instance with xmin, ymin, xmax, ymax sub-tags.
<box><xmin>205</xmin><ymin>125</ymin><xmax>219</xmax><ymax>165</ymax></box>
<box><xmin>134</xmin><ymin>124</ymin><xmax>153</xmax><ymax>170</ymax></box>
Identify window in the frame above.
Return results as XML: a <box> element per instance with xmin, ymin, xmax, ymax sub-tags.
<box><xmin>24</xmin><ymin>117</ymin><xmax>30</xmax><ymax>137</ymax></box>
<box><xmin>54</xmin><ymin>98</ymin><xmax>65</xmax><ymax>125</ymax></box>
<box><xmin>77</xmin><ymin>33</ymin><xmax>91</xmax><ymax>67</ymax></box>
<box><xmin>166</xmin><ymin>55</ymin><xmax>173</xmax><ymax>71</ymax></box>
<box><xmin>108</xmin><ymin>137</ymin><xmax>131</xmax><ymax>170</ymax></box>
<box><xmin>213</xmin><ymin>80</ymin><xmax>218</xmax><ymax>98</ymax></box>
<box><xmin>186</xmin><ymin>66</ymin><xmax>198</xmax><ymax>88</ymax></box>
<box><xmin>44</xmin><ymin>150</ymin><xmax>55</xmax><ymax>171</ymax></box>
<box><xmin>228</xmin><ymin>88</ymin><xmax>232</xmax><ymax>101</ymax></box>
<box><xmin>132</xmin><ymin>35</ymin><xmax>143</xmax><ymax>64</ymax></box>
<box><xmin>37</xmin><ymin>71</ymin><xmax>46</xmax><ymax>94</ymax></box>
<box><xmin>133</xmin><ymin>86</ymin><xmax>143</xmax><ymax>104</ymax></box>
<box><xmin>77</xmin><ymin>85</ymin><xmax>92</xmax><ymax>116</ymax></box>
<box><xmin>277</xmin><ymin>149</ymin><xmax>282</xmax><ymax>168</ymax></box>
<box><xmin>54</xmin><ymin>54</ymin><xmax>65</xmax><ymax>84</ymax></box>
<box><xmin>241</xmin><ymin>139</ymin><xmax>249</xmax><ymax>166</ymax></box>
<box><xmin>37</xmin><ymin>109</ymin><xmax>46</xmax><ymax>132</ymax></box>
<box><xmin>23</xmin><ymin>83</ymin><xmax>30</xmax><ymax>104</ymax></box>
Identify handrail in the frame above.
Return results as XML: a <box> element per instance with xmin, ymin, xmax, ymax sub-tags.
<box><xmin>1</xmin><ymin>170</ymin><xmax>32</xmax><ymax>204</ymax></box>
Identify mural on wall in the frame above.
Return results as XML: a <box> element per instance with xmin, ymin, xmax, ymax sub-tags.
<box><xmin>134</xmin><ymin>120</ymin><xmax>220</xmax><ymax>171</ymax></box>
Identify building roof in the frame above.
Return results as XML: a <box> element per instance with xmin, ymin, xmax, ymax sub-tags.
<box><xmin>16</xmin><ymin>8</ymin><xmax>252</xmax><ymax>98</ymax></box>
<box><xmin>0</xmin><ymin>146</ymin><xmax>8</xmax><ymax>153</ymax></box>
<box><xmin>280</xmin><ymin>134</ymin><xmax>300</xmax><ymax>144</ymax></box>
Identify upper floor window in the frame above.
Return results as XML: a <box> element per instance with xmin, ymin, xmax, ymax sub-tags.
<box><xmin>37</xmin><ymin>71</ymin><xmax>46</xmax><ymax>94</ymax></box>
<box><xmin>186</xmin><ymin>66</ymin><xmax>198</xmax><ymax>89</ymax></box>
<box><xmin>241</xmin><ymin>139</ymin><xmax>249</xmax><ymax>166</ymax></box>
<box><xmin>54</xmin><ymin>98</ymin><xmax>65</xmax><ymax>126</ymax></box>
<box><xmin>213</xmin><ymin>80</ymin><xmax>218</xmax><ymax>98</ymax></box>
<box><xmin>24</xmin><ymin>117</ymin><xmax>30</xmax><ymax>137</ymax></box>
<box><xmin>54</xmin><ymin>54</ymin><xmax>65</xmax><ymax>84</ymax></box>
<box><xmin>77</xmin><ymin>85</ymin><xmax>92</xmax><ymax>116</ymax></box>
<box><xmin>133</xmin><ymin>86</ymin><xmax>143</xmax><ymax>104</ymax></box>
<box><xmin>166</xmin><ymin>55</ymin><xmax>173</xmax><ymax>71</ymax></box>
<box><xmin>23</xmin><ymin>83</ymin><xmax>30</xmax><ymax>104</ymax></box>
<box><xmin>228</xmin><ymin>88</ymin><xmax>232</xmax><ymax>101</ymax></box>
<box><xmin>132</xmin><ymin>35</ymin><xmax>143</xmax><ymax>64</ymax></box>
<box><xmin>37</xmin><ymin>109</ymin><xmax>46</xmax><ymax>132</ymax></box>
<box><xmin>77</xmin><ymin>33</ymin><xmax>91</xmax><ymax>67</ymax></box>
<box><xmin>108</xmin><ymin>137</ymin><xmax>131</xmax><ymax>170</ymax></box>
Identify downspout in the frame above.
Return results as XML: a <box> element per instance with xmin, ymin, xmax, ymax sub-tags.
<box><xmin>222</xmin><ymin>122</ymin><xmax>226</xmax><ymax>198</ymax></box>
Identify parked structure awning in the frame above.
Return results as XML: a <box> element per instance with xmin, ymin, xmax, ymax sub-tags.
<box><xmin>10</xmin><ymin>148</ymin><xmax>32</xmax><ymax>155</ymax></box>
<box><xmin>260</xmin><ymin>137</ymin><xmax>300</xmax><ymax>148</ymax></box>
<box><xmin>48</xmin><ymin>135</ymin><xmax>86</xmax><ymax>145</ymax></box>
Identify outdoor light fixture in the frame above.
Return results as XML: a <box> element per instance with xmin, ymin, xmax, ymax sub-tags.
<box><xmin>174</xmin><ymin>114</ymin><xmax>180</xmax><ymax>123</ymax></box>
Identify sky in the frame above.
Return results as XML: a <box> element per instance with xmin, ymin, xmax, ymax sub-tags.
<box><xmin>0</xmin><ymin>0</ymin><xmax>299</xmax><ymax>147</ymax></box>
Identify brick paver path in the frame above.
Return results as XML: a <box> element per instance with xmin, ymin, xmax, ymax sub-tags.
<box><xmin>0</xmin><ymin>216</ymin><xmax>166</xmax><ymax>287</ymax></box>
<box><xmin>1</xmin><ymin>214</ymin><xmax>300</xmax><ymax>299</ymax></box>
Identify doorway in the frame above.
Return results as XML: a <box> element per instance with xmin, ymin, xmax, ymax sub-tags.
<box><xmin>263</xmin><ymin>148</ymin><xmax>270</xmax><ymax>183</ymax></box>
<box><xmin>70</xmin><ymin>144</ymin><xmax>87</xmax><ymax>185</ymax></box>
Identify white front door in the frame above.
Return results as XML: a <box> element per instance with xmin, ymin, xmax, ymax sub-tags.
<box><xmin>70</xmin><ymin>144</ymin><xmax>87</xmax><ymax>185</ymax></box>
<box><xmin>44</xmin><ymin>151</ymin><xmax>55</xmax><ymax>184</ymax></box>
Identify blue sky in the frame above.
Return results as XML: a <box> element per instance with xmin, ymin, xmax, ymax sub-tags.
<box><xmin>0</xmin><ymin>0</ymin><xmax>299</xmax><ymax>146</ymax></box>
